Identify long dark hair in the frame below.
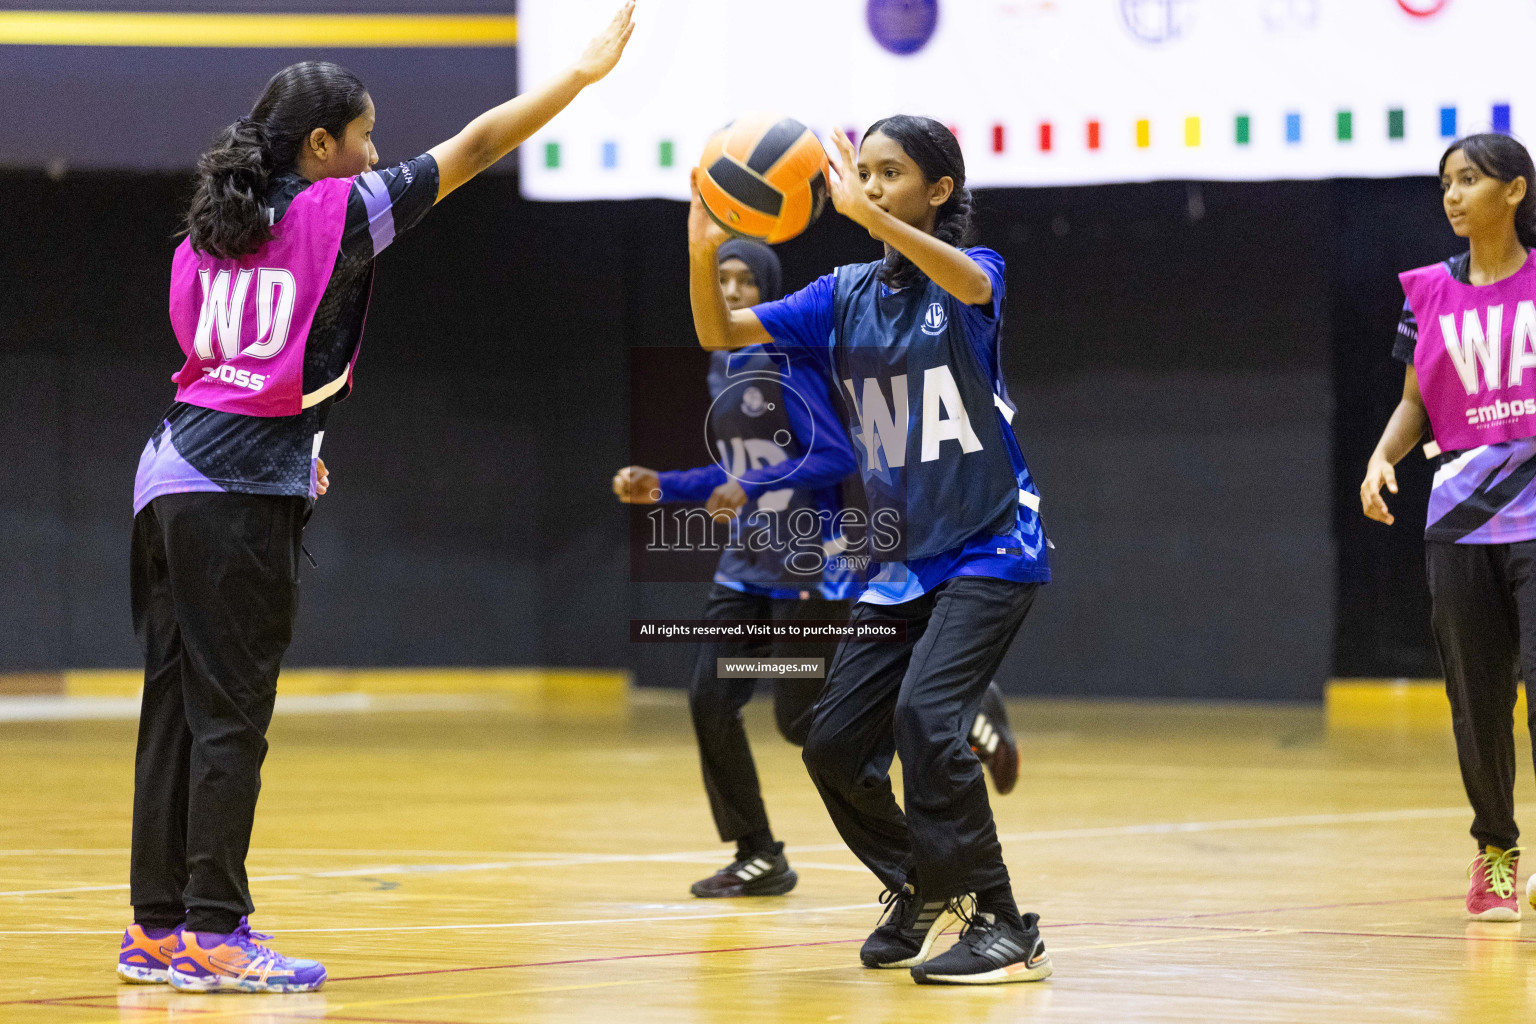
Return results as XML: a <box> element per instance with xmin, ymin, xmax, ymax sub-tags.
<box><xmin>185</xmin><ymin>61</ymin><xmax>370</xmax><ymax>259</ymax></box>
<box><xmin>1440</xmin><ymin>133</ymin><xmax>1536</xmax><ymax>250</ymax></box>
<box><xmin>862</xmin><ymin>115</ymin><xmax>976</xmax><ymax>289</ymax></box>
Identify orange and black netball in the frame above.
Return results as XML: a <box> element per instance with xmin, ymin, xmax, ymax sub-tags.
<box><xmin>697</xmin><ymin>114</ymin><xmax>829</xmax><ymax>244</ymax></box>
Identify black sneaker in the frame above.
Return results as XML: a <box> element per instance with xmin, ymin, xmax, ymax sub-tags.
<box><xmin>689</xmin><ymin>843</ymin><xmax>798</xmax><ymax>898</ymax></box>
<box><xmin>859</xmin><ymin>885</ymin><xmax>963</xmax><ymax>968</ymax></box>
<box><xmin>911</xmin><ymin>910</ymin><xmax>1052</xmax><ymax>985</ymax></box>
<box><xmin>971</xmin><ymin>682</ymin><xmax>1019</xmax><ymax>795</ymax></box>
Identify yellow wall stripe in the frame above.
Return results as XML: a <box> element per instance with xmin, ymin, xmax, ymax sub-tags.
<box><xmin>0</xmin><ymin>11</ymin><xmax>517</xmax><ymax>48</ymax></box>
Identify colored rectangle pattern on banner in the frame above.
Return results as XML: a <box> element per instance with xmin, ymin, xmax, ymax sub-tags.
<box><xmin>518</xmin><ymin>0</ymin><xmax>1532</xmax><ymax>198</ymax></box>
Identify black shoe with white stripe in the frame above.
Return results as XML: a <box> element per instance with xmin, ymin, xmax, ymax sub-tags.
<box><xmin>971</xmin><ymin>682</ymin><xmax>1019</xmax><ymax>795</ymax></box>
<box><xmin>859</xmin><ymin>885</ymin><xmax>963</xmax><ymax>968</ymax></box>
<box><xmin>689</xmin><ymin>842</ymin><xmax>798</xmax><ymax>898</ymax></box>
<box><xmin>910</xmin><ymin>910</ymin><xmax>1053</xmax><ymax>985</ymax></box>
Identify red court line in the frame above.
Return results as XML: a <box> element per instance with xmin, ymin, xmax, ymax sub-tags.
<box><xmin>331</xmin><ymin>935</ymin><xmax>865</xmax><ymax>982</ymax></box>
<box><xmin>0</xmin><ymin>893</ymin><xmax>1487</xmax><ymax>1008</ymax></box>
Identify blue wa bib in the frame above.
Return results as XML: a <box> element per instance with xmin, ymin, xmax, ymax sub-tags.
<box><xmin>706</xmin><ymin>348</ymin><xmax>843</xmax><ymax>590</ymax></box>
<box><xmin>831</xmin><ymin>261</ymin><xmax>1019</xmax><ymax>561</ymax></box>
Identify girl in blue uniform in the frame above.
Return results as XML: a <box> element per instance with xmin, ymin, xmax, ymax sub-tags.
<box><xmin>615</xmin><ymin>240</ymin><xmax>860</xmax><ymax>897</ymax></box>
<box><xmin>617</xmin><ymin>241</ymin><xmax>1027</xmax><ymax>899</ymax></box>
<box><xmin>686</xmin><ymin>116</ymin><xmax>1051</xmax><ymax>985</ymax></box>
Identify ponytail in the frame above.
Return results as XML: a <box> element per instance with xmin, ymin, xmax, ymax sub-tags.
<box><xmin>1440</xmin><ymin>132</ymin><xmax>1536</xmax><ymax>251</ymax></box>
<box><xmin>862</xmin><ymin>115</ymin><xmax>977</xmax><ymax>290</ymax></box>
<box><xmin>183</xmin><ymin>61</ymin><xmax>370</xmax><ymax>259</ymax></box>
<box><xmin>185</xmin><ymin>116</ymin><xmax>273</xmax><ymax>259</ymax></box>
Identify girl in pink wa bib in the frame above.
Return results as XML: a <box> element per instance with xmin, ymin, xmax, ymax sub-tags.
<box><xmin>117</xmin><ymin>4</ymin><xmax>634</xmax><ymax>993</ymax></box>
<box><xmin>1361</xmin><ymin>133</ymin><xmax>1536</xmax><ymax>923</ymax></box>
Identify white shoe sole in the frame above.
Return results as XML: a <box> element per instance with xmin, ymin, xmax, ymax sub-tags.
<box><xmin>117</xmin><ymin>964</ymin><xmax>169</xmax><ymax>985</ymax></box>
<box><xmin>916</xmin><ymin>952</ymin><xmax>1055</xmax><ymax>985</ymax></box>
<box><xmin>872</xmin><ymin>906</ymin><xmax>962</xmax><ymax>969</ymax></box>
<box><xmin>1468</xmin><ymin>905</ymin><xmax>1521</xmax><ymax>922</ymax></box>
<box><xmin>168</xmin><ymin>971</ymin><xmax>325</xmax><ymax>994</ymax></box>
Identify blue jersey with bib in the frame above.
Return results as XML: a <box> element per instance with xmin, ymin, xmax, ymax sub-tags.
<box><xmin>755</xmin><ymin>247</ymin><xmax>1049</xmax><ymax>605</ymax></box>
<box><xmin>656</xmin><ymin>346</ymin><xmax>861</xmax><ymax>600</ymax></box>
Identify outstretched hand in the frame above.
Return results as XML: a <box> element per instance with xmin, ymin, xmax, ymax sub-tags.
<box><xmin>612</xmin><ymin>465</ymin><xmax>661</xmax><ymax>504</ymax></box>
<box><xmin>574</xmin><ymin>1</ymin><xmax>636</xmax><ymax>85</ymax></box>
<box><xmin>826</xmin><ymin>128</ymin><xmax>882</xmax><ymax>234</ymax></box>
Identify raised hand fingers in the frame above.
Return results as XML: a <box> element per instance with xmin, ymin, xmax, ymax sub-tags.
<box><xmin>830</xmin><ymin>128</ymin><xmax>858</xmax><ymax>176</ymax></box>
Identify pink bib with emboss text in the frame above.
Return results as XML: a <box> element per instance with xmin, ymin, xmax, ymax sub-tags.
<box><xmin>1402</xmin><ymin>252</ymin><xmax>1536</xmax><ymax>452</ymax></box>
<box><xmin>168</xmin><ymin>175</ymin><xmax>351</xmax><ymax>417</ymax></box>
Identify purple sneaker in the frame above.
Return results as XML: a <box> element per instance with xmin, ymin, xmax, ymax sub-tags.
<box><xmin>117</xmin><ymin>923</ymin><xmax>182</xmax><ymax>984</ymax></box>
<box><xmin>167</xmin><ymin>918</ymin><xmax>326</xmax><ymax>993</ymax></box>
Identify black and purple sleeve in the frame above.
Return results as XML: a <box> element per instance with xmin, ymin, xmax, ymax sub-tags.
<box><xmin>342</xmin><ymin>153</ymin><xmax>441</xmax><ymax>261</ymax></box>
<box><xmin>1392</xmin><ymin>300</ymin><xmax>1417</xmax><ymax>365</ymax></box>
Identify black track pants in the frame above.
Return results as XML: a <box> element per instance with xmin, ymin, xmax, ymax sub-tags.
<box><xmin>1427</xmin><ymin>540</ymin><xmax>1536</xmax><ymax>852</ymax></box>
<box><xmin>801</xmin><ymin>575</ymin><xmax>1038</xmax><ymax>900</ymax></box>
<box><xmin>689</xmin><ymin>584</ymin><xmax>847</xmax><ymax>845</ymax></box>
<box><xmin>129</xmin><ymin>492</ymin><xmax>305</xmax><ymax>934</ymax></box>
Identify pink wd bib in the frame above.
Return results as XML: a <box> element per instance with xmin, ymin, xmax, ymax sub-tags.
<box><xmin>1402</xmin><ymin>252</ymin><xmax>1536</xmax><ymax>452</ymax></box>
<box><xmin>168</xmin><ymin>175</ymin><xmax>353</xmax><ymax>417</ymax></box>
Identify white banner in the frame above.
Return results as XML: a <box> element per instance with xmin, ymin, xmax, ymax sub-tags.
<box><xmin>518</xmin><ymin>0</ymin><xmax>1531</xmax><ymax>199</ymax></box>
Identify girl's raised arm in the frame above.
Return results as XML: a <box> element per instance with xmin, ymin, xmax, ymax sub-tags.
<box><xmin>429</xmin><ymin>1</ymin><xmax>635</xmax><ymax>203</ymax></box>
<box><xmin>687</xmin><ymin>170</ymin><xmax>773</xmax><ymax>351</ymax></box>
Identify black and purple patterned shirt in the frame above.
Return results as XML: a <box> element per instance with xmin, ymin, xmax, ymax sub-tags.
<box><xmin>134</xmin><ymin>155</ymin><xmax>439</xmax><ymax>514</ymax></box>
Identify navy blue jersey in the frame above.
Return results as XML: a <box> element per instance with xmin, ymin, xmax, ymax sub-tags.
<box><xmin>134</xmin><ymin>156</ymin><xmax>439</xmax><ymax>514</ymax></box>
<box><xmin>657</xmin><ymin>346</ymin><xmax>860</xmax><ymax>599</ymax></box>
<box><xmin>755</xmin><ymin>247</ymin><xmax>1049</xmax><ymax>605</ymax></box>
<box><xmin>1393</xmin><ymin>250</ymin><xmax>1536</xmax><ymax>543</ymax></box>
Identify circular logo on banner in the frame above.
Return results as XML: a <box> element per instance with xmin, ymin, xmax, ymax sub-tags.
<box><xmin>1396</xmin><ymin>0</ymin><xmax>1448</xmax><ymax>15</ymax></box>
<box><xmin>867</xmin><ymin>0</ymin><xmax>940</xmax><ymax>55</ymax></box>
<box><xmin>1120</xmin><ymin>0</ymin><xmax>1195</xmax><ymax>43</ymax></box>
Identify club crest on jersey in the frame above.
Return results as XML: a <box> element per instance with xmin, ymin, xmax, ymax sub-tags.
<box><xmin>740</xmin><ymin>386</ymin><xmax>769</xmax><ymax>417</ymax></box>
<box><xmin>921</xmin><ymin>302</ymin><xmax>948</xmax><ymax>336</ymax></box>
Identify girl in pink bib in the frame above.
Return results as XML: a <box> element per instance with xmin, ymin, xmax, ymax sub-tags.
<box><xmin>1362</xmin><ymin>133</ymin><xmax>1536</xmax><ymax>923</ymax></box>
<box><xmin>120</xmin><ymin>5</ymin><xmax>635</xmax><ymax>993</ymax></box>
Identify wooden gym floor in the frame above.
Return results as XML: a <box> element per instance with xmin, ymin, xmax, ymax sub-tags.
<box><xmin>1</xmin><ymin>691</ymin><xmax>1533</xmax><ymax>1023</ymax></box>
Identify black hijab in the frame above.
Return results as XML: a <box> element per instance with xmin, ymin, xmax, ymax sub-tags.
<box><xmin>717</xmin><ymin>239</ymin><xmax>784</xmax><ymax>303</ymax></box>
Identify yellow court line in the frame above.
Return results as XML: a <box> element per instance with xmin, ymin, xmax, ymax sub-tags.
<box><xmin>0</xmin><ymin>11</ymin><xmax>517</xmax><ymax>48</ymax></box>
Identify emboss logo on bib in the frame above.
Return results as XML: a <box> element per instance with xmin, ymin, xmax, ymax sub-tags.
<box><xmin>921</xmin><ymin>302</ymin><xmax>948</xmax><ymax>336</ymax></box>
<box><xmin>202</xmin><ymin>364</ymin><xmax>267</xmax><ymax>392</ymax></box>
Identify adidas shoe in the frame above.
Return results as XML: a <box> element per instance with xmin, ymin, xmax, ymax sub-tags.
<box><xmin>971</xmin><ymin>682</ymin><xmax>1020</xmax><ymax>795</ymax></box>
<box><xmin>859</xmin><ymin>885</ymin><xmax>963</xmax><ymax>968</ymax></box>
<box><xmin>167</xmin><ymin>918</ymin><xmax>326</xmax><ymax>993</ymax></box>
<box><xmin>1467</xmin><ymin>846</ymin><xmax>1522</xmax><ymax>921</ymax></box>
<box><xmin>690</xmin><ymin>842</ymin><xmax>799</xmax><ymax>898</ymax></box>
<box><xmin>117</xmin><ymin>923</ymin><xmax>182</xmax><ymax>984</ymax></box>
<box><xmin>911</xmin><ymin>910</ymin><xmax>1053</xmax><ymax>985</ymax></box>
